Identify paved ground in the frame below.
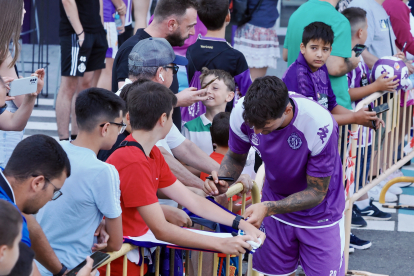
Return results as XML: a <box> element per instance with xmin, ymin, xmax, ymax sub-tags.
<box><xmin>18</xmin><ymin>43</ymin><xmax>414</xmax><ymax>276</ymax></box>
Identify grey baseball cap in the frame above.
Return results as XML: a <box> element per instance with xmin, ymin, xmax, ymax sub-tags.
<box><xmin>128</xmin><ymin>37</ymin><xmax>188</xmax><ymax>70</ymax></box>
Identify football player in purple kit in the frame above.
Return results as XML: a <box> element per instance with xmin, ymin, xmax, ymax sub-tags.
<box><xmin>204</xmin><ymin>76</ymin><xmax>346</xmax><ymax>276</ymax></box>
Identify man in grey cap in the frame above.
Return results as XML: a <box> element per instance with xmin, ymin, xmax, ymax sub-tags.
<box><xmin>101</xmin><ymin>38</ymin><xmax>255</xmax><ymax>201</ymax></box>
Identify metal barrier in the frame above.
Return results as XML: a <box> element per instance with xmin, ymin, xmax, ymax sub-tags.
<box><xmin>97</xmin><ymin>181</ymin><xmax>261</xmax><ymax>276</ymax></box>
<box><xmin>342</xmin><ymin>89</ymin><xmax>414</xmax><ymax>275</ymax></box>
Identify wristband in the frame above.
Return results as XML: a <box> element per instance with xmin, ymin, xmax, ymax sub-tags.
<box><xmin>53</xmin><ymin>264</ymin><xmax>67</xmax><ymax>276</ymax></box>
<box><xmin>76</xmin><ymin>30</ymin><xmax>84</xmax><ymax>37</ymax></box>
<box><xmin>232</xmin><ymin>215</ymin><xmax>243</xmax><ymax>230</ymax></box>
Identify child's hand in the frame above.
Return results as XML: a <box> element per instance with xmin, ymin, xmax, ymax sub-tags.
<box><xmin>374</xmin><ymin>72</ymin><xmax>399</xmax><ymax>92</ymax></box>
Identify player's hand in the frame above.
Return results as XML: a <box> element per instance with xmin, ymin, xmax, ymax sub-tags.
<box><xmin>374</xmin><ymin>72</ymin><xmax>399</xmax><ymax>92</ymax></box>
<box><xmin>203</xmin><ymin>171</ymin><xmax>229</xmax><ymax>196</ymax></box>
<box><xmin>176</xmin><ymin>87</ymin><xmax>209</xmax><ymax>107</ymax></box>
<box><xmin>244</xmin><ymin>202</ymin><xmax>268</xmax><ymax>229</ymax></box>
<box><xmin>77</xmin><ymin>256</ymin><xmax>97</xmax><ymax>276</ymax></box>
<box><xmin>236</xmin><ymin>174</ymin><xmax>254</xmax><ymax>195</ymax></box>
<box><xmin>164</xmin><ymin>206</ymin><xmax>192</xmax><ymax>228</ymax></box>
<box><xmin>92</xmin><ymin>220</ymin><xmax>109</xmax><ymax>252</ymax></box>
<box><xmin>353</xmin><ymin>107</ymin><xmax>379</xmax><ymax>129</ymax></box>
<box><xmin>217</xmin><ymin>235</ymin><xmax>254</xmax><ymax>255</ymax></box>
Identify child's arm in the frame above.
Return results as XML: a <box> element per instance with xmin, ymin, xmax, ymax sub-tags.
<box><xmin>331</xmin><ymin>105</ymin><xmax>383</xmax><ymax>129</ymax></box>
<box><xmin>349</xmin><ymin>72</ymin><xmax>399</xmax><ymax>102</ymax></box>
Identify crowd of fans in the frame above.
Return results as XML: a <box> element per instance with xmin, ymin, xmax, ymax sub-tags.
<box><xmin>1</xmin><ymin>0</ymin><xmax>413</xmax><ymax>275</ymax></box>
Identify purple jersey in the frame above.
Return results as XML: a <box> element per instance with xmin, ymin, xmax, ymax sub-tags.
<box><xmin>348</xmin><ymin>58</ymin><xmax>373</xmax><ymax>146</ymax></box>
<box><xmin>103</xmin><ymin>0</ymin><xmax>116</xmax><ymax>23</ymax></box>
<box><xmin>229</xmin><ymin>93</ymin><xmax>345</xmax><ymax>227</ymax></box>
<box><xmin>282</xmin><ymin>52</ymin><xmax>338</xmax><ymax>112</ymax></box>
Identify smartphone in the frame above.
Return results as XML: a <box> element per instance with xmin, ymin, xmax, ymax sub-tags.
<box><xmin>8</xmin><ymin>76</ymin><xmax>38</xmax><ymax>97</ymax></box>
<box><xmin>201</xmin><ymin>77</ymin><xmax>219</xmax><ymax>89</ymax></box>
<box><xmin>206</xmin><ymin>176</ymin><xmax>235</xmax><ymax>182</ymax></box>
<box><xmin>352</xmin><ymin>44</ymin><xmax>367</xmax><ymax>57</ymax></box>
<box><xmin>66</xmin><ymin>252</ymin><xmax>110</xmax><ymax>276</ymax></box>
<box><xmin>367</xmin><ymin>105</ymin><xmax>376</xmax><ymax>129</ymax></box>
<box><xmin>373</xmin><ymin>103</ymin><xmax>389</xmax><ymax>115</ymax></box>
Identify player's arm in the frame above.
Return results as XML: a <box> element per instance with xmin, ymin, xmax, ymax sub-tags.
<box><xmin>23</xmin><ymin>214</ymin><xmax>66</xmax><ymax>275</ymax></box>
<box><xmin>159</xmin><ymin>180</ymin><xmax>265</xmax><ymax>243</ymax></box>
<box><xmin>61</xmin><ymin>0</ymin><xmax>84</xmax><ymax>45</ymax></box>
<box><xmin>203</xmin><ymin>148</ymin><xmax>248</xmax><ymax>196</ymax></box>
<box><xmin>244</xmin><ymin>175</ymin><xmax>331</xmax><ymax>228</ymax></box>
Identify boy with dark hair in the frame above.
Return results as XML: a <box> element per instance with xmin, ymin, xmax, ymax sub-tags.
<box><xmin>0</xmin><ymin>199</ymin><xmax>23</xmax><ymax>276</ymax></box>
<box><xmin>1</xmin><ymin>134</ymin><xmax>71</xmax><ymax>275</ymax></box>
<box><xmin>36</xmin><ymin>88</ymin><xmax>125</xmax><ymax>275</ymax></box>
<box><xmin>205</xmin><ymin>76</ymin><xmax>346</xmax><ymax>276</ymax></box>
<box><xmin>104</xmin><ymin>81</ymin><xmax>265</xmax><ymax>275</ymax></box>
<box><xmin>283</xmin><ymin>21</ymin><xmax>383</xmax><ymax>129</ymax></box>
<box><xmin>182</xmin><ymin>68</ymin><xmax>235</xmax><ymax>154</ymax></box>
<box><xmin>184</xmin><ymin>0</ymin><xmax>252</xmax><ymax>124</ymax></box>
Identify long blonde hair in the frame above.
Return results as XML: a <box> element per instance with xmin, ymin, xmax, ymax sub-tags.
<box><xmin>0</xmin><ymin>0</ymin><xmax>24</xmax><ymax>68</ymax></box>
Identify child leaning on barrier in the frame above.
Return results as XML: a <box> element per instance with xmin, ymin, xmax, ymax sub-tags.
<box><xmin>282</xmin><ymin>21</ymin><xmax>383</xmax><ymax>130</ymax></box>
<box><xmin>342</xmin><ymin>7</ymin><xmax>394</xmax><ymax>223</ymax></box>
<box><xmin>102</xmin><ymin>81</ymin><xmax>265</xmax><ymax>276</ymax></box>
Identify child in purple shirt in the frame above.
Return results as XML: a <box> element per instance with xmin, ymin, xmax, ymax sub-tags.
<box><xmin>283</xmin><ymin>22</ymin><xmax>337</xmax><ymax>111</ymax></box>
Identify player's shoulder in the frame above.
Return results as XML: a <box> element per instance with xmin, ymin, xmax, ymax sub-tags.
<box><xmin>230</xmin><ymin>98</ymin><xmax>247</xmax><ymax>130</ymax></box>
<box><xmin>292</xmin><ymin>93</ymin><xmax>334</xmax><ymax>126</ymax></box>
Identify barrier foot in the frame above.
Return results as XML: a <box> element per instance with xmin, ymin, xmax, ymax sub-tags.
<box><xmin>347</xmin><ymin>270</ymin><xmax>389</xmax><ymax>276</ymax></box>
<box><xmin>379</xmin><ymin>176</ymin><xmax>414</xmax><ymax>204</ymax></box>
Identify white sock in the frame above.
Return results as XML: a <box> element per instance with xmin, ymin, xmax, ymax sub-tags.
<box><xmin>355</xmin><ymin>198</ymin><xmax>370</xmax><ymax>210</ymax></box>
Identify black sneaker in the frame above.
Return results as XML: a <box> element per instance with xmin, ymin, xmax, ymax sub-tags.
<box><xmin>352</xmin><ymin>205</ymin><xmax>367</xmax><ymax>227</ymax></box>
<box><xmin>350</xmin><ymin>233</ymin><xmax>372</xmax><ymax>250</ymax></box>
<box><xmin>360</xmin><ymin>199</ymin><xmax>392</xmax><ymax>221</ymax></box>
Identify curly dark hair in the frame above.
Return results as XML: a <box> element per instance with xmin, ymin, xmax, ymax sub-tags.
<box><xmin>242</xmin><ymin>76</ymin><xmax>289</xmax><ymax>129</ymax></box>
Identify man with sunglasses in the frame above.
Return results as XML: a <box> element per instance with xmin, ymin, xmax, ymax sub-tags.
<box><xmin>36</xmin><ymin>88</ymin><xmax>125</xmax><ymax>276</ymax></box>
<box><xmin>0</xmin><ymin>134</ymin><xmax>71</xmax><ymax>275</ymax></box>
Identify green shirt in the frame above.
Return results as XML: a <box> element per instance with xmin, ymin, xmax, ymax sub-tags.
<box><xmin>182</xmin><ymin>114</ymin><xmax>213</xmax><ymax>155</ymax></box>
<box><xmin>284</xmin><ymin>0</ymin><xmax>353</xmax><ymax>109</ymax></box>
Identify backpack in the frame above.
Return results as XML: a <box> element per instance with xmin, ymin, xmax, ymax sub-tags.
<box><xmin>230</xmin><ymin>0</ymin><xmax>265</xmax><ymax>27</ymax></box>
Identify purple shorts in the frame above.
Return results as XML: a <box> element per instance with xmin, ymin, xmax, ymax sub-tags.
<box><xmin>253</xmin><ymin>216</ymin><xmax>345</xmax><ymax>276</ymax></box>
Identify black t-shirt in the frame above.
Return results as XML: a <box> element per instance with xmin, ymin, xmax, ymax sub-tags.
<box><xmin>111</xmin><ymin>29</ymin><xmax>182</xmax><ymax>131</ymax></box>
<box><xmin>59</xmin><ymin>0</ymin><xmax>104</xmax><ymax>37</ymax></box>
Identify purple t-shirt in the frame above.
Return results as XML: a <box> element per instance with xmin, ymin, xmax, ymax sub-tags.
<box><xmin>103</xmin><ymin>0</ymin><xmax>116</xmax><ymax>23</ymax></box>
<box><xmin>229</xmin><ymin>94</ymin><xmax>345</xmax><ymax>227</ymax></box>
<box><xmin>282</xmin><ymin>52</ymin><xmax>338</xmax><ymax>112</ymax></box>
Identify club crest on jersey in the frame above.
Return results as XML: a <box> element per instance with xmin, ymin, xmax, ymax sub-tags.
<box><xmin>287</xmin><ymin>133</ymin><xmax>302</xmax><ymax>150</ymax></box>
<box><xmin>317</xmin><ymin>124</ymin><xmax>330</xmax><ymax>144</ymax></box>
<box><xmin>250</xmin><ymin>133</ymin><xmax>260</xmax><ymax>146</ymax></box>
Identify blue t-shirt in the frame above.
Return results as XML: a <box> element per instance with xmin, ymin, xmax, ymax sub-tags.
<box><xmin>0</xmin><ymin>172</ymin><xmax>31</xmax><ymax>247</ymax></box>
<box><xmin>248</xmin><ymin>0</ymin><xmax>279</xmax><ymax>29</ymax></box>
<box><xmin>36</xmin><ymin>141</ymin><xmax>122</xmax><ymax>275</ymax></box>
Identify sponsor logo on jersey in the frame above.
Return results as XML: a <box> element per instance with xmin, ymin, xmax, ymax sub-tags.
<box><xmin>317</xmin><ymin>124</ymin><xmax>330</xmax><ymax>144</ymax></box>
<box><xmin>250</xmin><ymin>133</ymin><xmax>260</xmax><ymax>146</ymax></box>
<box><xmin>287</xmin><ymin>133</ymin><xmax>302</xmax><ymax>150</ymax></box>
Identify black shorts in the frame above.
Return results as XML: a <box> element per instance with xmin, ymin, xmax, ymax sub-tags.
<box><xmin>60</xmin><ymin>31</ymin><xmax>108</xmax><ymax>77</ymax></box>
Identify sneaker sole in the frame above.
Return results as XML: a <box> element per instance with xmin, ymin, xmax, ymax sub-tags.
<box><xmin>350</xmin><ymin>242</ymin><xmax>372</xmax><ymax>250</ymax></box>
<box><xmin>349</xmin><ymin>247</ymin><xmax>355</xmax><ymax>253</ymax></box>
<box><xmin>394</xmin><ymin>182</ymin><xmax>413</xmax><ymax>188</ymax></box>
<box><xmin>362</xmin><ymin>216</ymin><xmax>392</xmax><ymax>221</ymax></box>
<box><xmin>351</xmin><ymin>223</ymin><xmax>367</xmax><ymax>227</ymax></box>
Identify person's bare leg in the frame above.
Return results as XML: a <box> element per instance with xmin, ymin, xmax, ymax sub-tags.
<box><xmin>97</xmin><ymin>58</ymin><xmax>114</xmax><ymax>90</ymax></box>
<box><xmin>70</xmin><ymin>71</ymin><xmax>97</xmax><ymax>136</ymax></box>
<box><xmin>249</xmin><ymin>67</ymin><xmax>268</xmax><ymax>81</ymax></box>
<box><xmin>56</xmin><ymin>76</ymin><xmax>78</xmax><ymax>140</ymax></box>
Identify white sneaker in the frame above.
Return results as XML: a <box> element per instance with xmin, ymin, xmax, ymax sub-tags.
<box><xmin>378</xmin><ymin>180</ymin><xmax>403</xmax><ymax>195</ymax></box>
<box><xmin>368</xmin><ymin>186</ymin><xmax>398</xmax><ymax>202</ymax></box>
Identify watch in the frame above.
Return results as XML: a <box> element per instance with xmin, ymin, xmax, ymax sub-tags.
<box><xmin>0</xmin><ymin>103</ymin><xmax>7</xmax><ymax>115</ymax></box>
<box><xmin>53</xmin><ymin>264</ymin><xmax>67</xmax><ymax>276</ymax></box>
<box><xmin>232</xmin><ymin>215</ymin><xmax>243</xmax><ymax>230</ymax></box>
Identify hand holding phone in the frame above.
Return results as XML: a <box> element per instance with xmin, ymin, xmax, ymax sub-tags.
<box><xmin>8</xmin><ymin>76</ymin><xmax>38</xmax><ymax>97</ymax></box>
<box><xmin>352</xmin><ymin>44</ymin><xmax>367</xmax><ymax>58</ymax></box>
<box><xmin>206</xmin><ymin>176</ymin><xmax>235</xmax><ymax>182</ymax></box>
<box><xmin>367</xmin><ymin>105</ymin><xmax>377</xmax><ymax>129</ymax></box>
<box><xmin>66</xmin><ymin>252</ymin><xmax>109</xmax><ymax>276</ymax></box>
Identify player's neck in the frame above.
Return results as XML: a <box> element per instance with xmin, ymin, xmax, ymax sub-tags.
<box><xmin>71</xmin><ymin>132</ymin><xmax>102</xmax><ymax>155</ymax></box>
<box><xmin>131</xmin><ymin>130</ymin><xmax>159</xmax><ymax>157</ymax></box>
<box><xmin>205</xmin><ymin>105</ymin><xmax>226</xmax><ymax>122</ymax></box>
<box><xmin>215</xmin><ymin>146</ymin><xmax>229</xmax><ymax>156</ymax></box>
<box><xmin>279</xmin><ymin>102</ymin><xmax>294</xmax><ymax>129</ymax></box>
<box><xmin>205</xmin><ymin>28</ymin><xmax>226</xmax><ymax>39</ymax></box>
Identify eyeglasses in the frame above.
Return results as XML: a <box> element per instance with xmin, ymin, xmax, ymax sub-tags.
<box><xmin>163</xmin><ymin>64</ymin><xmax>179</xmax><ymax>75</ymax></box>
<box><xmin>32</xmin><ymin>175</ymin><xmax>62</xmax><ymax>201</ymax></box>
<box><xmin>100</xmin><ymin>121</ymin><xmax>127</xmax><ymax>134</ymax></box>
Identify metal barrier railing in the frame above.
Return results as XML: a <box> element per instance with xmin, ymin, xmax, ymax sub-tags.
<box><xmin>97</xmin><ymin>181</ymin><xmax>262</xmax><ymax>276</ymax></box>
<box><xmin>342</xmin><ymin>89</ymin><xmax>414</xmax><ymax>274</ymax></box>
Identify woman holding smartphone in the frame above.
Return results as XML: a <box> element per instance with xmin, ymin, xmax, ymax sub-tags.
<box><xmin>0</xmin><ymin>0</ymin><xmax>44</xmax><ymax>168</ymax></box>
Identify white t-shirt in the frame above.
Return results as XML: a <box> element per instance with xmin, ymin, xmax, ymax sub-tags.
<box><xmin>36</xmin><ymin>142</ymin><xmax>122</xmax><ymax>275</ymax></box>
